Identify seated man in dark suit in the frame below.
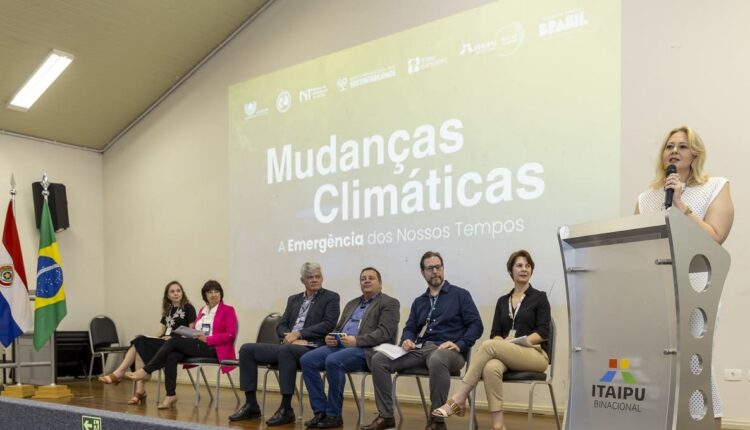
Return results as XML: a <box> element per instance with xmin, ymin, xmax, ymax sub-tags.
<box><xmin>229</xmin><ymin>262</ymin><xmax>340</xmax><ymax>426</ymax></box>
<box><xmin>300</xmin><ymin>267</ymin><xmax>400</xmax><ymax>429</ymax></box>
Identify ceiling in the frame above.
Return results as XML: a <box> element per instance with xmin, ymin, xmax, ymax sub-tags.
<box><xmin>0</xmin><ymin>0</ymin><xmax>271</xmax><ymax>152</ymax></box>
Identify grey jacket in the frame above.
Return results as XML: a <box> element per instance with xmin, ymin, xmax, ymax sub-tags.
<box><xmin>335</xmin><ymin>292</ymin><xmax>400</xmax><ymax>368</ymax></box>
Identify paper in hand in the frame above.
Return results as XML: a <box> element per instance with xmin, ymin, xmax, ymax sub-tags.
<box><xmin>509</xmin><ymin>335</ymin><xmax>533</xmax><ymax>347</ymax></box>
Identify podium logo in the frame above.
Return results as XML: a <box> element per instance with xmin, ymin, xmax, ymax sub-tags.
<box><xmin>600</xmin><ymin>358</ymin><xmax>637</xmax><ymax>384</ymax></box>
<box><xmin>591</xmin><ymin>357</ymin><xmax>646</xmax><ymax>412</ymax></box>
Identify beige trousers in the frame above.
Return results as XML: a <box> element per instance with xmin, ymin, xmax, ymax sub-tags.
<box><xmin>462</xmin><ymin>338</ymin><xmax>549</xmax><ymax>411</ymax></box>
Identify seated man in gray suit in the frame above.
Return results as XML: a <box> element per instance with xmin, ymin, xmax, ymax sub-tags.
<box><xmin>300</xmin><ymin>267</ymin><xmax>400</xmax><ymax>429</ymax></box>
<box><xmin>229</xmin><ymin>262</ymin><xmax>340</xmax><ymax>426</ymax></box>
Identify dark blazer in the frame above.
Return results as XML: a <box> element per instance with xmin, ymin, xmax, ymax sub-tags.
<box><xmin>277</xmin><ymin>287</ymin><xmax>340</xmax><ymax>345</ymax></box>
<box><xmin>490</xmin><ymin>285</ymin><xmax>551</xmax><ymax>360</ymax></box>
<box><xmin>334</xmin><ymin>292</ymin><xmax>400</xmax><ymax>368</ymax></box>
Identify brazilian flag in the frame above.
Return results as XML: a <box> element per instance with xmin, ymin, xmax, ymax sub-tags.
<box><xmin>33</xmin><ymin>199</ymin><xmax>66</xmax><ymax>350</ymax></box>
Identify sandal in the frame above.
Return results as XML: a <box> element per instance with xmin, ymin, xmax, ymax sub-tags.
<box><xmin>127</xmin><ymin>391</ymin><xmax>147</xmax><ymax>405</ymax></box>
<box><xmin>97</xmin><ymin>373</ymin><xmax>121</xmax><ymax>385</ymax></box>
<box><xmin>125</xmin><ymin>370</ymin><xmax>151</xmax><ymax>382</ymax></box>
<box><xmin>157</xmin><ymin>396</ymin><xmax>178</xmax><ymax>409</ymax></box>
<box><xmin>431</xmin><ymin>398</ymin><xmax>465</xmax><ymax>417</ymax></box>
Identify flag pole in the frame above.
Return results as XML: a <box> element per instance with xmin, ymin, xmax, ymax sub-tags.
<box><xmin>31</xmin><ymin>173</ymin><xmax>71</xmax><ymax>399</ymax></box>
<box><xmin>41</xmin><ymin>174</ymin><xmax>54</xmax><ymax>387</ymax></box>
<box><xmin>11</xmin><ymin>174</ymin><xmax>23</xmax><ymax>390</ymax></box>
<box><xmin>10</xmin><ymin>173</ymin><xmax>16</xmax><ymax>215</ymax></box>
<box><xmin>0</xmin><ymin>173</ymin><xmax>39</xmax><ymax>398</ymax></box>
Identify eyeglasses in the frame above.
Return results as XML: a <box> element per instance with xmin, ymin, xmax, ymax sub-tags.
<box><xmin>423</xmin><ymin>265</ymin><xmax>443</xmax><ymax>272</ymax></box>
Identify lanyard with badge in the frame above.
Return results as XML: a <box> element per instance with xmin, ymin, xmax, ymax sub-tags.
<box><xmin>507</xmin><ymin>293</ymin><xmax>525</xmax><ymax>339</ymax></box>
<box><xmin>417</xmin><ymin>294</ymin><xmax>439</xmax><ymax>342</ymax></box>
<box><xmin>165</xmin><ymin>305</ymin><xmax>174</xmax><ymax>336</ymax></box>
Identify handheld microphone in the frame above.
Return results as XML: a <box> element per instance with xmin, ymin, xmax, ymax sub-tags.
<box><xmin>664</xmin><ymin>164</ymin><xmax>677</xmax><ymax>208</ymax></box>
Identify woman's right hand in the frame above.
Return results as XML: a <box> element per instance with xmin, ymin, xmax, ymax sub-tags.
<box><xmin>664</xmin><ymin>173</ymin><xmax>686</xmax><ymax>210</ymax></box>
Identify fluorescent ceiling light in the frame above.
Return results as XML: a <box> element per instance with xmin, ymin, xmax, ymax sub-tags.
<box><xmin>7</xmin><ymin>49</ymin><xmax>74</xmax><ymax>111</ymax></box>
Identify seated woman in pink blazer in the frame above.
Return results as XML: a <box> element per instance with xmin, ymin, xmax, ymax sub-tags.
<box><xmin>127</xmin><ymin>280</ymin><xmax>238</xmax><ymax>409</ymax></box>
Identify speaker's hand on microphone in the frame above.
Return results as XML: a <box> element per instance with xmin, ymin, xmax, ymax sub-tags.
<box><xmin>664</xmin><ymin>173</ymin><xmax>685</xmax><ymax>208</ymax></box>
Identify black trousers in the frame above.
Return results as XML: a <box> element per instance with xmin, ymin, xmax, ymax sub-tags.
<box><xmin>238</xmin><ymin>343</ymin><xmax>310</xmax><ymax>395</ymax></box>
<box><xmin>143</xmin><ymin>336</ymin><xmax>216</xmax><ymax>396</ymax></box>
<box><xmin>131</xmin><ymin>335</ymin><xmax>166</xmax><ymax>365</ymax></box>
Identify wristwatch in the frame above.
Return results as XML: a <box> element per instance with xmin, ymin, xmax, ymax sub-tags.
<box><xmin>684</xmin><ymin>205</ymin><xmax>693</xmax><ymax>216</ymax></box>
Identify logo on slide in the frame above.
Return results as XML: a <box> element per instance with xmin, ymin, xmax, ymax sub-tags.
<box><xmin>243</xmin><ymin>101</ymin><xmax>269</xmax><ymax>120</ymax></box>
<box><xmin>276</xmin><ymin>90</ymin><xmax>292</xmax><ymax>113</ymax></box>
<box><xmin>407</xmin><ymin>56</ymin><xmax>447</xmax><ymax>74</ymax></box>
<box><xmin>336</xmin><ymin>78</ymin><xmax>348</xmax><ymax>92</ymax></box>
<box><xmin>600</xmin><ymin>358</ymin><xmax>637</xmax><ymax>384</ymax></box>
<box><xmin>538</xmin><ymin>8</ymin><xmax>589</xmax><ymax>38</ymax></box>
<box><xmin>407</xmin><ymin>58</ymin><xmax>421</xmax><ymax>74</ymax></box>
<box><xmin>0</xmin><ymin>265</ymin><xmax>13</xmax><ymax>287</ymax></box>
<box><xmin>244</xmin><ymin>102</ymin><xmax>257</xmax><ymax>116</ymax></box>
<box><xmin>459</xmin><ymin>39</ymin><xmax>497</xmax><ymax>56</ymax></box>
<box><xmin>495</xmin><ymin>23</ymin><xmax>525</xmax><ymax>57</ymax></box>
<box><xmin>299</xmin><ymin>85</ymin><xmax>328</xmax><ymax>103</ymax></box>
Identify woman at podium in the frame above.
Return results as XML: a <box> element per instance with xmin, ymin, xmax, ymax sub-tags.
<box><xmin>98</xmin><ymin>280</ymin><xmax>196</xmax><ymax>405</ymax></box>
<box><xmin>636</xmin><ymin>125</ymin><xmax>734</xmax><ymax>427</ymax></box>
<box><xmin>431</xmin><ymin>250</ymin><xmax>551</xmax><ymax>430</ymax></box>
<box><xmin>127</xmin><ymin>280</ymin><xmax>238</xmax><ymax>409</ymax></box>
<box><xmin>636</xmin><ymin>125</ymin><xmax>734</xmax><ymax>244</ymax></box>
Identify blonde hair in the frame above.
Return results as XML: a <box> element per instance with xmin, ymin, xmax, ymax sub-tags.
<box><xmin>649</xmin><ymin>125</ymin><xmax>709</xmax><ymax>189</ymax></box>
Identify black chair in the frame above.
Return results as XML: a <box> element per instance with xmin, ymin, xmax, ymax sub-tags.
<box><xmin>392</xmin><ymin>348</ymin><xmax>474</xmax><ymax>422</ymax></box>
<box><xmin>345</xmin><ymin>370</ymin><xmax>371</xmax><ymax>425</ymax></box>
<box><xmin>179</xmin><ymin>355</ymin><xmax>240</xmax><ymax>408</ymax></box>
<box><xmin>155</xmin><ymin>326</ymin><xmax>241</xmax><ymax>408</ymax></box>
<box><xmin>345</xmin><ymin>332</ymin><xmax>401</xmax><ymax>425</ymax></box>
<box><xmin>255</xmin><ymin>312</ymin><xmax>306</xmax><ymax>418</ymax></box>
<box><xmin>468</xmin><ymin>320</ymin><xmax>561</xmax><ymax>430</ymax></box>
<box><xmin>87</xmin><ymin>315</ymin><xmax>129</xmax><ymax>380</ymax></box>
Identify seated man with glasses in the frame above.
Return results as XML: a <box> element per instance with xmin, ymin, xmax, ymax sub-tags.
<box><xmin>299</xmin><ymin>267</ymin><xmax>400</xmax><ymax>429</ymax></box>
<box><xmin>363</xmin><ymin>251</ymin><xmax>484</xmax><ymax>430</ymax></box>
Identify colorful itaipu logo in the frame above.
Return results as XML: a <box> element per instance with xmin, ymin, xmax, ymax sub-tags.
<box><xmin>600</xmin><ymin>358</ymin><xmax>637</xmax><ymax>384</ymax></box>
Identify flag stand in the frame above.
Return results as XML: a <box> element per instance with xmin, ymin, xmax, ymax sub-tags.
<box><xmin>0</xmin><ymin>338</ymin><xmax>38</xmax><ymax>398</ymax></box>
<box><xmin>31</xmin><ymin>333</ymin><xmax>72</xmax><ymax>399</ymax></box>
<box><xmin>2</xmin><ymin>384</ymin><xmax>35</xmax><ymax>398</ymax></box>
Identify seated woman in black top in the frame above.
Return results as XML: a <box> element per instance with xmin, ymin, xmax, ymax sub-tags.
<box><xmin>432</xmin><ymin>250</ymin><xmax>551</xmax><ymax>430</ymax></box>
<box><xmin>98</xmin><ymin>280</ymin><xmax>196</xmax><ymax>405</ymax></box>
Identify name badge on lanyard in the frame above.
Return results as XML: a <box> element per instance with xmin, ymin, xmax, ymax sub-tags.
<box><xmin>507</xmin><ymin>294</ymin><xmax>525</xmax><ymax>339</ymax></box>
<box><xmin>418</xmin><ymin>295</ymin><xmax>439</xmax><ymax>338</ymax></box>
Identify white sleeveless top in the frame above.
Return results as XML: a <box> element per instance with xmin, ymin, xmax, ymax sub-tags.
<box><xmin>638</xmin><ymin>176</ymin><xmax>728</xmax><ymax>219</ymax></box>
<box><xmin>638</xmin><ymin>176</ymin><xmax>728</xmax><ymax>417</ymax></box>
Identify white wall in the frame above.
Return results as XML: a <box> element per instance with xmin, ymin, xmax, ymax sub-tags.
<box><xmin>0</xmin><ymin>133</ymin><xmax>103</xmax><ymax>331</ymax></box>
<box><xmin>622</xmin><ymin>1</ymin><xmax>750</xmax><ymax>426</ymax></box>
